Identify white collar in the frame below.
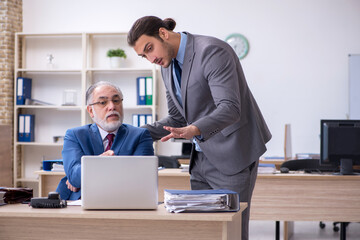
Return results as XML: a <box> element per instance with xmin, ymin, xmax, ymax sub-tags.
<box><xmin>96</xmin><ymin>125</ymin><xmax>118</xmax><ymax>140</ymax></box>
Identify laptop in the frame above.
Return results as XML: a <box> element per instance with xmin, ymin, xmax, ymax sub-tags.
<box><xmin>81</xmin><ymin>155</ymin><xmax>158</xmax><ymax>210</ymax></box>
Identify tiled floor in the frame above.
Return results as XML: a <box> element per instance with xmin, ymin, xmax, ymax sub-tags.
<box><xmin>249</xmin><ymin>221</ymin><xmax>360</xmax><ymax>240</ymax></box>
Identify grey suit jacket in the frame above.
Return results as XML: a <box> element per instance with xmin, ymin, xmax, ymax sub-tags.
<box><xmin>145</xmin><ymin>32</ymin><xmax>272</xmax><ymax>175</ymax></box>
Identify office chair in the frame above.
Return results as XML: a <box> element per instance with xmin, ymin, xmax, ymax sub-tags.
<box><xmin>319</xmin><ymin>221</ymin><xmax>350</xmax><ymax>232</ymax></box>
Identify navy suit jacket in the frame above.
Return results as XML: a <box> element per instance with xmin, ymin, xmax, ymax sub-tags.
<box><xmin>56</xmin><ymin>123</ymin><xmax>154</xmax><ymax>200</ymax></box>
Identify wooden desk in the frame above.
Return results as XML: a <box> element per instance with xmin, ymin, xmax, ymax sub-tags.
<box><xmin>35</xmin><ymin>170</ymin><xmax>360</xmax><ymax>220</ymax></box>
<box><xmin>251</xmin><ymin>173</ymin><xmax>360</xmax><ymax>222</ymax></box>
<box><xmin>0</xmin><ymin>203</ymin><xmax>247</xmax><ymax>240</ymax></box>
<box><xmin>35</xmin><ymin>170</ymin><xmax>360</xmax><ymax>239</ymax></box>
<box><xmin>35</xmin><ymin>171</ymin><xmax>65</xmax><ymax>197</ymax></box>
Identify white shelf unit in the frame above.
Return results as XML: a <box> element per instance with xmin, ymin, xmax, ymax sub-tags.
<box><xmin>13</xmin><ymin>32</ymin><xmax>157</xmax><ymax>188</ymax></box>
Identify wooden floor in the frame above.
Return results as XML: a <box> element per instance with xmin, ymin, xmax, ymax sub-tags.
<box><xmin>249</xmin><ymin>221</ymin><xmax>360</xmax><ymax>240</ymax></box>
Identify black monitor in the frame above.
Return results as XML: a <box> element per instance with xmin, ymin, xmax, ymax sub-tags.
<box><xmin>320</xmin><ymin>119</ymin><xmax>360</xmax><ymax>175</ymax></box>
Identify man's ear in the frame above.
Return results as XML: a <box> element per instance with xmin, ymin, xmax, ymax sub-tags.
<box><xmin>87</xmin><ymin>105</ymin><xmax>94</xmax><ymax>118</ymax></box>
<box><xmin>159</xmin><ymin>27</ymin><xmax>169</xmax><ymax>40</ymax></box>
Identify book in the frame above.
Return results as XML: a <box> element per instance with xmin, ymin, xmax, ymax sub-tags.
<box><xmin>164</xmin><ymin>189</ymin><xmax>239</xmax><ymax>213</ymax></box>
<box><xmin>145</xmin><ymin>77</ymin><xmax>153</xmax><ymax>105</ymax></box>
<box><xmin>16</xmin><ymin>77</ymin><xmax>32</xmax><ymax>105</ymax></box>
<box><xmin>137</xmin><ymin>77</ymin><xmax>146</xmax><ymax>105</ymax></box>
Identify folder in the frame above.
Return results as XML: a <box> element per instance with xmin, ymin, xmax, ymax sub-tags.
<box><xmin>139</xmin><ymin>114</ymin><xmax>146</xmax><ymax>127</ymax></box>
<box><xmin>137</xmin><ymin>77</ymin><xmax>146</xmax><ymax>105</ymax></box>
<box><xmin>18</xmin><ymin>115</ymin><xmax>25</xmax><ymax>141</ymax></box>
<box><xmin>23</xmin><ymin>114</ymin><xmax>35</xmax><ymax>142</ymax></box>
<box><xmin>132</xmin><ymin>114</ymin><xmax>139</xmax><ymax>127</ymax></box>
<box><xmin>145</xmin><ymin>114</ymin><xmax>153</xmax><ymax>125</ymax></box>
<box><xmin>16</xmin><ymin>77</ymin><xmax>32</xmax><ymax>105</ymax></box>
<box><xmin>164</xmin><ymin>189</ymin><xmax>240</xmax><ymax>213</ymax></box>
<box><xmin>145</xmin><ymin>77</ymin><xmax>153</xmax><ymax>105</ymax></box>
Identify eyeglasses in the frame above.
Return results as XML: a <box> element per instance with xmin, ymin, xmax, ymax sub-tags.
<box><xmin>89</xmin><ymin>98</ymin><xmax>123</xmax><ymax>108</ymax></box>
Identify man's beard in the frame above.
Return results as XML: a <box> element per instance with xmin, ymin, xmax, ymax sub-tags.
<box><xmin>92</xmin><ymin>109</ymin><xmax>123</xmax><ymax>132</ymax></box>
<box><xmin>162</xmin><ymin>41</ymin><xmax>175</xmax><ymax>68</ymax></box>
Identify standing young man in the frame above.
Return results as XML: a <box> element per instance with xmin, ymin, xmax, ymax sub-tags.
<box><xmin>128</xmin><ymin>16</ymin><xmax>271</xmax><ymax>239</ymax></box>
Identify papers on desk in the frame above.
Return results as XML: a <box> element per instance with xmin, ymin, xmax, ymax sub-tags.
<box><xmin>0</xmin><ymin>191</ymin><xmax>6</xmax><ymax>206</ymax></box>
<box><xmin>164</xmin><ymin>189</ymin><xmax>239</xmax><ymax>213</ymax></box>
<box><xmin>258</xmin><ymin>163</ymin><xmax>276</xmax><ymax>174</ymax></box>
<box><xmin>51</xmin><ymin>163</ymin><xmax>64</xmax><ymax>172</ymax></box>
<box><xmin>67</xmin><ymin>200</ymin><xmax>82</xmax><ymax>206</ymax></box>
<box><xmin>180</xmin><ymin>164</ymin><xmax>189</xmax><ymax>172</ymax></box>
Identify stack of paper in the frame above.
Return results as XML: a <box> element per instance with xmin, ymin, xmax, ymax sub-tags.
<box><xmin>180</xmin><ymin>164</ymin><xmax>189</xmax><ymax>172</ymax></box>
<box><xmin>0</xmin><ymin>191</ymin><xmax>6</xmax><ymax>206</ymax></box>
<box><xmin>258</xmin><ymin>163</ymin><xmax>276</xmax><ymax>174</ymax></box>
<box><xmin>164</xmin><ymin>189</ymin><xmax>239</xmax><ymax>213</ymax></box>
<box><xmin>52</xmin><ymin>163</ymin><xmax>64</xmax><ymax>172</ymax></box>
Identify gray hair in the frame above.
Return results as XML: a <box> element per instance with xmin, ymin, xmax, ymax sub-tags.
<box><xmin>86</xmin><ymin>81</ymin><xmax>123</xmax><ymax>105</ymax></box>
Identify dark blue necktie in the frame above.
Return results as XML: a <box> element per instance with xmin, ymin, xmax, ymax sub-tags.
<box><xmin>173</xmin><ymin>59</ymin><xmax>182</xmax><ymax>86</ymax></box>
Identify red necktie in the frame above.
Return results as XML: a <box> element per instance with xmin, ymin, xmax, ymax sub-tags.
<box><xmin>105</xmin><ymin>134</ymin><xmax>115</xmax><ymax>151</ymax></box>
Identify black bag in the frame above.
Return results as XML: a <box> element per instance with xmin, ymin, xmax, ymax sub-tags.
<box><xmin>0</xmin><ymin>187</ymin><xmax>33</xmax><ymax>204</ymax></box>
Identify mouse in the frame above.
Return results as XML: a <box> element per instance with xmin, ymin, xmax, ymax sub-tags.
<box><xmin>280</xmin><ymin>167</ymin><xmax>289</xmax><ymax>173</ymax></box>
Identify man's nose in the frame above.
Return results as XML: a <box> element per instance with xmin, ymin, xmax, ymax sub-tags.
<box><xmin>149</xmin><ymin>55</ymin><xmax>157</xmax><ymax>64</ymax></box>
<box><xmin>107</xmin><ymin>100</ymin><xmax>116</xmax><ymax>110</ymax></box>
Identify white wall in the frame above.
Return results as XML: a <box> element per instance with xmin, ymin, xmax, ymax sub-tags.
<box><xmin>23</xmin><ymin>0</ymin><xmax>360</xmax><ymax>157</ymax></box>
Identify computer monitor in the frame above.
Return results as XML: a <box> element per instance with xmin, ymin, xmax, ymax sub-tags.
<box><xmin>320</xmin><ymin>119</ymin><xmax>360</xmax><ymax>175</ymax></box>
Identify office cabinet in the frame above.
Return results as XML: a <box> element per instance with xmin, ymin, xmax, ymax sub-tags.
<box><xmin>13</xmin><ymin>32</ymin><xmax>157</xmax><ymax>188</ymax></box>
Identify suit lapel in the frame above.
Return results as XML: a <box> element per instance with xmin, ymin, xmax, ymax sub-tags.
<box><xmin>182</xmin><ymin>33</ymin><xmax>195</xmax><ymax>119</ymax></box>
<box><xmin>164</xmin><ymin>65</ymin><xmax>185</xmax><ymax>115</ymax></box>
<box><xmin>89</xmin><ymin>124</ymin><xmax>104</xmax><ymax>155</ymax></box>
<box><xmin>111</xmin><ymin>124</ymin><xmax>127</xmax><ymax>154</ymax></box>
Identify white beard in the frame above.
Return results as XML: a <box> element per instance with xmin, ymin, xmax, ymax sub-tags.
<box><xmin>92</xmin><ymin>108</ymin><xmax>123</xmax><ymax>132</ymax></box>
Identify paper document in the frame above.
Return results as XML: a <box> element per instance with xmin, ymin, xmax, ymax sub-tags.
<box><xmin>164</xmin><ymin>189</ymin><xmax>239</xmax><ymax>213</ymax></box>
<box><xmin>67</xmin><ymin>200</ymin><xmax>82</xmax><ymax>206</ymax></box>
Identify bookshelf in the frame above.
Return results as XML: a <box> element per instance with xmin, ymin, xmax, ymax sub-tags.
<box><xmin>13</xmin><ymin>32</ymin><xmax>157</xmax><ymax>189</ymax></box>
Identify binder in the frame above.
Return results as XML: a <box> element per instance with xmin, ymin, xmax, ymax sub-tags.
<box><xmin>145</xmin><ymin>114</ymin><xmax>153</xmax><ymax>125</ymax></box>
<box><xmin>137</xmin><ymin>77</ymin><xmax>146</xmax><ymax>105</ymax></box>
<box><xmin>145</xmin><ymin>77</ymin><xmax>153</xmax><ymax>105</ymax></box>
<box><xmin>16</xmin><ymin>77</ymin><xmax>32</xmax><ymax>105</ymax></box>
<box><xmin>132</xmin><ymin>114</ymin><xmax>139</xmax><ymax>127</ymax></box>
<box><xmin>23</xmin><ymin>114</ymin><xmax>35</xmax><ymax>142</ymax></box>
<box><xmin>139</xmin><ymin>114</ymin><xmax>146</xmax><ymax>127</ymax></box>
<box><xmin>18</xmin><ymin>115</ymin><xmax>25</xmax><ymax>141</ymax></box>
<box><xmin>164</xmin><ymin>189</ymin><xmax>240</xmax><ymax>213</ymax></box>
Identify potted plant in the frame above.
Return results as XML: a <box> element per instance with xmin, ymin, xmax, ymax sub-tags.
<box><xmin>107</xmin><ymin>48</ymin><xmax>127</xmax><ymax>68</ymax></box>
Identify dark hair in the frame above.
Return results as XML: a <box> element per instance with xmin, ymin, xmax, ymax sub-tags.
<box><xmin>127</xmin><ymin>16</ymin><xmax>176</xmax><ymax>46</ymax></box>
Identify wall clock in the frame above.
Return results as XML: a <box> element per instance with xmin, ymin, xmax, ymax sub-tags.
<box><xmin>225</xmin><ymin>33</ymin><xmax>249</xmax><ymax>59</ymax></box>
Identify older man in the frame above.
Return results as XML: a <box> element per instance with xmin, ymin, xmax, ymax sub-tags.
<box><xmin>56</xmin><ymin>81</ymin><xmax>154</xmax><ymax>200</ymax></box>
